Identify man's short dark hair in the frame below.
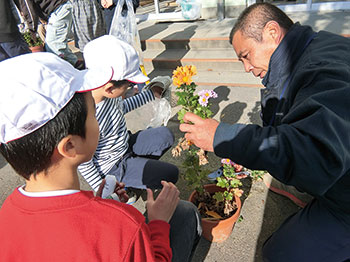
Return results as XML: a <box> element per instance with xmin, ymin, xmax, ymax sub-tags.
<box><xmin>229</xmin><ymin>3</ymin><xmax>294</xmax><ymax>43</ymax></box>
<box><xmin>0</xmin><ymin>93</ymin><xmax>88</xmax><ymax>180</ymax></box>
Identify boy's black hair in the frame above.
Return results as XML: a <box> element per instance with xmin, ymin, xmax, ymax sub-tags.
<box><xmin>0</xmin><ymin>93</ymin><xmax>87</xmax><ymax>180</ymax></box>
<box><xmin>229</xmin><ymin>3</ymin><xmax>294</xmax><ymax>43</ymax></box>
<box><xmin>110</xmin><ymin>80</ymin><xmax>134</xmax><ymax>89</ymax></box>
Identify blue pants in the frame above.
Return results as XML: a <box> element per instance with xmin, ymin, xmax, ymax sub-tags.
<box><xmin>263</xmin><ymin>199</ymin><xmax>350</xmax><ymax>261</ymax></box>
<box><xmin>0</xmin><ymin>37</ymin><xmax>31</xmax><ymax>62</ymax></box>
<box><xmin>45</xmin><ymin>1</ymin><xmax>77</xmax><ymax>65</ymax></box>
<box><xmin>113</xmin><ymin>126</ymin><xmax>179</xmax><ymax>189</ymax></box>
<box><xmin>145</xmin><ymin>200</ymin><xmax>202</xmax><ymax>262</ymax></box>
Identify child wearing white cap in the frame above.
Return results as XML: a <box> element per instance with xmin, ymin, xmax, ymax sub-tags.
<box><xmin>79</xmin><ymin>35</ymin><xmax>179</xmax><ymax>196</ymax></box>
<box><xmin>0</xmin><ymin>52</ymin><xmax>201</xmax><ymax>261</ymax></box>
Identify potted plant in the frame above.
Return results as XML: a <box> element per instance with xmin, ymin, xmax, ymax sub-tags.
<box><xmin>22</xmin><ymin>31</ymin><xmax>44</xmax><ymax>52</ymax></box>
<box><xmin>171</xmin><ymin>65</ymin><xmax>243</xmax><ymax>242</ymax></box>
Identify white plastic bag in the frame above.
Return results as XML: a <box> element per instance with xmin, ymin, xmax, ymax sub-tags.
<box><xmin>109</xmin><ymin>0</ymin><xmax>137</xmax><ymax>45</ymax></box>
<box><xmin>146</xmin><ymin>98</ymin><xmax>172</xmax><ymax>128</ymax></box>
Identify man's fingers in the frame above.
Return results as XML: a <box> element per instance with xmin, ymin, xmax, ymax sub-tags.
<box><xmin>184</xmin><ymin>132</ymin><xmax>195</xmax><ymax>143</ymax></box>
<box><xmin>179</xmin><ymin>122</ymin><xmax>194</xmax><ymax>133</ymax></box>
<box><xmin>183</xmin><ymin>112</ymin><xmax>202</xmax><ymax>123</ymax></box>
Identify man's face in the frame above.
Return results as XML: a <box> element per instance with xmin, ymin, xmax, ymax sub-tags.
<box><xmin>232</xmin><ymin>30</ymin><xmax>278</xmax><ymax>79</ymax></box>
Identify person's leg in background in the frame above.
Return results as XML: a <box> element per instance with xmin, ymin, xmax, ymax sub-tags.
<box><xmin>128</xmin><ymin>126</ymin><xmax>175</xmax><ymax>160</ymax></box>
<box><xmin>262</xmin><ymin>199</ymin><xmax>350</xmax><ymax>262</ymax></box>
<box><xmin>168</xmin><ymin>200</ymin><xmax>202</xmax><ymax>262</ymax></box>
<box><xmin>144</xmin><ymin>200</ymin><xmax>202</xmax><ymax>262</ymax></box>
<box><xmin>71</xmin><ymin>0</ymin><xmax>106</xmax><ymax>52</ymax></box>
<box><xmin>0</xmin><ymin>38</ymin><xmax>31</xmax><ymax>62</ymax></box>
<box><xmin>119</xmin><ymin>155</ymin><xmax>178</xmax><ymax>190</ymax></box>
<box><xmin>45</xmin><ymin>1</ymin><xmax>78</xmax><ymax>66</ymax></box>
<box><xmin>122</xmin><ymin>126</ymin><xmax>179</xmax><ymax>189</ymax></box>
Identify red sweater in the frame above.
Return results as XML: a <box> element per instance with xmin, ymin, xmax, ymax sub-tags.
<box><xmin>0</xmin><ymin>188</ymin><xmax>172</xmax><ymax>261</ymax></box>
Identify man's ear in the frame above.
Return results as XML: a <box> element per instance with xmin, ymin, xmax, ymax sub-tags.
<box><xmin>263</xmin><ymin>21</ymin><xmax>284</xmax><ymax>44</ymax></box>
<box><xmin>56</xmin><ymin>135</ymin><xmax>77</xmax><ymax>159</ymax></box>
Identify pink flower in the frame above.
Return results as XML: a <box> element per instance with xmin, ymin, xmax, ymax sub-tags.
<box><xmin>210</xmin><ymin>90</ymin><xmax>218</xmax><ymax>98</ymax></box>
<box><xmin>221</xmin><ymin>158</ymin><xmax>232</xmax><ymax>165</ymax></box>
<box><xmin>198</xmin><ymin>96</ymin><xmax>208</xmax><ymax>106</ymax></box>
<box><xmin>198</xmin><ymin>90</ymin><xmax>218</xmax><ymax>99</ymax></box>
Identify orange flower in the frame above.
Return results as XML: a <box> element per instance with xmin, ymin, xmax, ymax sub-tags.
<box><xmin>172</xmin><ymin>65</ymin><xmax>197</xmax><ymax>87</ymax></box>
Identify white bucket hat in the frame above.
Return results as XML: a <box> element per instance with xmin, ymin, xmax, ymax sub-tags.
<box><xmin>0</xmin><ymin>52</ymin><xmax>113</xmax><ymax>144</ymax></box>
<box><xmin>83</xmin><ymin>35</ymin><xmax>149</xmax><ymax>83</ymax></box>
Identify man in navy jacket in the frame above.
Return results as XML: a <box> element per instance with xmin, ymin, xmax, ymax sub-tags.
<box><xmin>180</xmin><ymin>3</ymin><xmax>350</xmax><ymax>261</ymax></box>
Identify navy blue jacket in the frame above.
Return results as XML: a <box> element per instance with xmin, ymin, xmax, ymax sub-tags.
<box><xmin>214</xmin><ymin>23</ymin><xmax>350</xmax><ymax>218</ymax></box>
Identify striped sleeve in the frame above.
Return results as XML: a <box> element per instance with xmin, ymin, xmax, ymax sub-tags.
<box><xmin>123</xmin><ymin>90</ymin><xmax>155</xmax><ymax>113</ymax></box>
<box><xmin>78</xmin><ymin>159</ymin><xmax>103</xmax><ymax>191</ymax></box>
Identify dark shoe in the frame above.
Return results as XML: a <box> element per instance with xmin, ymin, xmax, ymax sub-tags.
<box><xmin>74</xmin><ymin>60</ymin><xmax>85</xmax><ymax>70</ymax></box>
<box><xmin>263</xmin><ymin>173</ymin><xmax>313</xmax><ymax>208</ymax></box>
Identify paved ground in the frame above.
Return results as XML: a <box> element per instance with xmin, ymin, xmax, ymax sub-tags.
<box><xmin>1</xmin><ymin>6</ymin><xmax>349</xmax><ymax>262</ymax></box>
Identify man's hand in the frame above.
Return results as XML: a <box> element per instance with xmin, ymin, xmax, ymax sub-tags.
<box><xmin>146</xmin><ymin>181</ymin><xmax>179</xmax><ymax>223</ymax></box>
<box><xmin>179</xmin><ymin>112</ymin><xmax>219</xmax><ymax>152</ymax></box>
<box><xmin>96</xmin><ymin>179</ymin><xmax>129</xmax><ymax>203</ymax></box>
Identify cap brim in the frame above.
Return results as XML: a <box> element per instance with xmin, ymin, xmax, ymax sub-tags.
<box><xmin>125</xmin><ymin>71</ymin><xmax>150</xmax><ymax>84</ymax></box>
<box><xmin>74</xmin><ymin>66</ymin><xmax>114</xmax><ymax>93</ymax></box>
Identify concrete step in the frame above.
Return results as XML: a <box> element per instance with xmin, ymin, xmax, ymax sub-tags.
<box><xmin>140</xmin><ymin>37</ymin><xmax>233</xmax><ymax>50</ymax></box>
<box><xmin>142</xmin><ymin>48</ymin><xmax>242</xmax><ymax>72</ymax></box>
<box><xmin>146</xmin><ymin>69</ymin><xmax>263</xmax><ymax>88</ymax></box>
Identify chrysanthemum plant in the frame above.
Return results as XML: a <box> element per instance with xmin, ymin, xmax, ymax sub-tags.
<box><xmin>171</xmin><ymin>65</ymin><xmax>215</xmax><ymax>194</ymax></box>
<box><xmin>171</xmin><ymin>65</ymin><xmax>245</xmax><ymax>219</ymax></box>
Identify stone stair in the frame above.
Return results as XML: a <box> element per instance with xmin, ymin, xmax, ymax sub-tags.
<box><xmin>138</xmin><ymin>20</ymin><xmax>263</xmax><ymax>89</ymax></box>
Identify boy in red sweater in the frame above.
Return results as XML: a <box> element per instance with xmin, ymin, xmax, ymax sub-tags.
<box><xmin>0</xmin><ymin>52</ymin><xmax>201</xmax><ymax>261</ymax></box>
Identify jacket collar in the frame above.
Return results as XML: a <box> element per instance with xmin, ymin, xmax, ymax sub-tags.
<box><xmin>262</xmin><ymin>23</ymin><xmax>316</xmax><ymax>92</ymax></box>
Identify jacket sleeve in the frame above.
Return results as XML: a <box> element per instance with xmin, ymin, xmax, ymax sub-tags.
<box><xmin>15</xmin><ymin>0</ymin><xmax>39</xmax><ymax>31</ymax></box>
<box><xmin>214</xmin><ymin>61</ymin><xmax>350</xmax><ymax>197</ymax></box>
<box><xmin>124</xmin><ymin>220</ymin><xmax>172</xmax><ymax>261</ymax></box>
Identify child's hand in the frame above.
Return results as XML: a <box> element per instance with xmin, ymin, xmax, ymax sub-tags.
<box><xmin>146</xmin><ymin>181</ymin><xmax>180</xmax><ymax>223</ymax></box>
<box><xmin>96</xmin><ymin>179</ymin><xmax>129</xmax><ymax>203</ymax></box>
<box><xmin>151</xmin><ymin>85</ymin><xmax>163</xmax><ymax>98</ymax></box>
<box><xmin>114</xmin><ymin>182</ymin><xmax>129</xmax><ymax>203</ymax></box>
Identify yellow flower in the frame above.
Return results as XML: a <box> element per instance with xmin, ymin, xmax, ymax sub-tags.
<box><xmin>172</xmin><ymin>65</ymin><xmax>197</xmax><ymax>87</ymax></box>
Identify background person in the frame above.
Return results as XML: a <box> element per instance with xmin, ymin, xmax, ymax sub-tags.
<box><xmin>0</xmin><ymin>0</ymin><xmax>30</xmax><ymax>62</ymax></box>
<box><xmin>71</xmin><ymin>0</ymin><xmax>106</xmax><ymax>52</ymax></box>
<box><xmin>17</xmin><ymin>0</ymin><xmax>82</xmax><ymax>68</ymax></box>
<box><xmin>180</xmin><ymin>3</ymin><xmax>350</xmax><ymax>261</ymax></box>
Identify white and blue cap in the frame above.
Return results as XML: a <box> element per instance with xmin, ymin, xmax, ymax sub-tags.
<box><xmin>0</xmin><ymin>52</ymin><xmax>113</xmax><ymax>144</ymax></box>
<box><xmin>83</xmin><ymin>35</ymin><xmax>149</xmax><ymax>83</ymax></box>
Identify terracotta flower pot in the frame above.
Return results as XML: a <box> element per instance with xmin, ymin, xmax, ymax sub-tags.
<box><xmin>30</xmin><ymin>45</ymin><xmax>45</xmax><ymax>53</ymax></box>
<box><xmin>189</xmin><ymin>184</ymin><xmax>242</xmax><ymax>243</ymax></box>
